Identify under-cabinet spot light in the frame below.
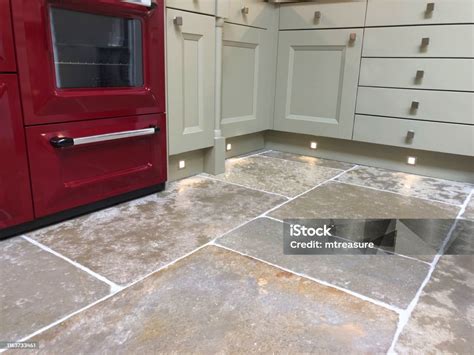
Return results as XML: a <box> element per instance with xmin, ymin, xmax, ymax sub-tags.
<box><xmin>310</xmin><ymin>142</ymin><xmax>318</xmax><ymax>150</ymax></box>
<box><xmin>178</xmin><ymin>160</ymin><xmax>186</xmax><ymax>169</ymax></box>
<box><xmin>407</xmin><ymin>156</ymin><xmax>417</xmax><ymax>166</ymax></box>
<box><xmin>226</xmin><ymin>143</ymin><xmax>232</xmax><ymax>151</ymax></box>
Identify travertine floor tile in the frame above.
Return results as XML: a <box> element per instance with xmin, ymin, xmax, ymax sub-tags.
<box><xmin>270</xmin><ymin>182</ymin><xmax>460</xmax><ymax>220</ymax></box>
<box><xmin>206</xmin><ymin>155</ymin><xmax>341</xmax><ymax>197</ymax></box>
<box><xmin>216</xmin><ymin>218</ymin><xmax>430</xmax><ymax>308</ymax></box>
<box><xmin>395</xmin><ymin>255</ymin><xmax>474</xmax><ymax>354</ymax></box>
<box><xmin>27</xmin><ymin>177</ymin><xmax>285</xmax><ymax>285</ymax></box>
<box><xmin>0</xmin><ymin>238</ymin><xmax>109</xmax><ymax>340</ymax></box>
<box><xmin>262</xmin><ymin>151</ymin><xmax>355</xmax><ymax>170</ymax></box>
<box><xmin>462</xmin><ymin>195</ymin><xmax>474</xmax><ymax>220</ymax></box>
<box><xmin>29</xmin><ymin>246</ymin><xmax>398</xmax><ymax>353</ymax></box>
<box><xmin>336</xmin><ymin>165</ymin><xmax>472</xmax><ymax>205</ymax></box>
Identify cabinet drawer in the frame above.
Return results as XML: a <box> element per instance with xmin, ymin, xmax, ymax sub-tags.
<box><xmin>227</xmin><ymin>0</ymin><xmax>274</xmax><ymax>29</ymax></box>
<box><xmin>353</xmin><ymin>115</ymin><xmax>474</xmax><ymax>156</ymax></box>
<box><xmin>166</xmin><ymin>0</ymin><xmax>215</xmax><ymax>16</ymax></box>
<box><xmin>0</xmin><ymin>0</ymin><xmax>16</xmax><ymax>72</ymax></box>
<box><xmin>27</xmin><ymin>114</ymin><xmax>167</xmax><ymax>217</ymax></box>
<box><xmin>363</xmin><ymin>25</ymin><xmax>474</xmax><ymax>58</ymax></box>
<box><xmin>366</xmin><ymin>0</ymin><xmax>474</xmax><ymax>27</ymax></box>
<box><xmin>357</xmin><ymin>87</ymin><xmax>474</xmax><ymax>125</ymax></box>
<box><xmin>279</xmin><ymin>0</ymin><xmax>367</xmax><ymax>30</ymax></box>
<box><xmin>359</xmin><ymin>58</ymin><xmax>474</xmax><ymax>91</ymax></box>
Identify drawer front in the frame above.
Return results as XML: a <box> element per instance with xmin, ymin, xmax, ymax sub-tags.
<box><xmin>0</xmin><ymin>74</ymin><xmax>34</xmax><ymax>228</ymax></box>
<box><xmin>279</xmin><ymin>0</ymin><xmax>367</xmax><ymax>30</ymax></box>
<box><xmin>166</xmin><ymin>0</ymin><xmax>215</xmax><ymax>16</ymax></box>
<box><xmin>366</xmin><ymin>0</ymin><xmax>474</xmax><ymax>27</ymax></box>
<box><xmin>357</xmin><ymin>87</ymin><xmax>474</xmax><ymax>125</ymax></box>
<box><xmin>359</xmin><ymin>58</ymin><xmax>474</xmax><ymax>91</ymax></box>
<box><xmin>227</xmin><ymin>0</ymin><xmax>274</xmax><ymax>29</ymax></box>
<box><xmin>0</xmin><ymin>0</ymin><xmax>16</xmax><ymax>72</ymax></box>
<box><xmin>363</xmin><ymin>25</ymin><xmax>474</xmax><ymax>58</ymax></box>
<box><xmin>353</xmin><ymin>114</ymin><xmax>474</xmax><ymax>156</ymax></box>
<box><xmin>27</xmin><ymin>114</ymin><xmax>167</xmax><ymax>217</ymax></box>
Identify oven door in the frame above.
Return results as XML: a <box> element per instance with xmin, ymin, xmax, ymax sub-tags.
<box><xmin>12</xmin><ymin>0</ymin><xmax>165</xmax><ymax>125</ymax></box>
<box><xmin>26</xmin><ymin>113</ymin><xmax>167</xmax><ymax>217</ymax></box>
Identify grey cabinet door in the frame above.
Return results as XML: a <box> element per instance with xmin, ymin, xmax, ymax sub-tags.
<box><xmin>221</xmin><ymin>23</ymin><xmax>276</xmax><ymax>138</ymax></box>
<box><xmin>167</xmin><ymin>9</ymin><xmax>215</xmax><ymax>156</ymax></box>
<box><xmin>274</xmin><ymin>29</ymin><xmax>363</xmax><ymax>140</ymax></box>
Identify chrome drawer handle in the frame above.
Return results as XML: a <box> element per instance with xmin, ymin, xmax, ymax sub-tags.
<box><xmin>426</xmin><ymin>2</ymin><xmax>435</xmax><ymax>13</ymax></box>
<box><xmin>406</xmin><ymin>130</ymin><xmax>416</xmax><ymax>140</ymax></box>
<box><xmin>241</xmin><ymin>6</ymin><xmax>249</xmax><ymax>14</ymax></box>
<box><xmin>411</xmin><ymin>101</ymin><xmax>420</xmax><ymax>110</ymax></box>
<box><xmin>416</xmin><ymin>70</ymin><xmax>425</xmax><ymax>80</ymax></box>
<box><xmin>173</xmin><ymin>16</ymin><xmax>183</xmax><ymax>26</ymax></box>
<box><xmin>50</xmin><ymin>126</ymin><xmax>159</xmax><ymax>149</ymax></box>
<box><xmin>349</xmin><ymin>33</ymin><xmax>357</xmax><ymax>42</ymax></box>
<box><xmin>314</xmin><ymin>11</ymin><xmax>322</xmax><ymax>20</ymax></box>
<box><xmin>421</xmin><ymin>37</ymin><xmax>430</xmax><ymax>47</ymax></box>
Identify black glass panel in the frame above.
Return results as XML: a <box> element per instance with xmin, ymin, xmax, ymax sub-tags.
<box><xmin>49</xmin><ymin>7</ymin><xmax>143</xmax><ymax>89</ymax></box>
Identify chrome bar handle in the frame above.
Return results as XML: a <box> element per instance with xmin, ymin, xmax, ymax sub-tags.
<box><xmin>50</xmin><ymin>127</ymin><xmax>159</xmax><ymax>149</ymax></box>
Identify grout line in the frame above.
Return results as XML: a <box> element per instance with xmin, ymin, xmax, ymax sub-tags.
<box><xmin>261</xmin><ymin>165</ymin><xmax>361</xmax><ymax>218</ymax></box>
<box><xmin>335</xmin><ymin>180</ymin><xmax>464</xmax><ymax>208</ymax></box>
<box><xmin>387</xmin><ymin>189</ymin><xmax>474</xmax><ymax>355</ymax></box>
<box><xmin>212</xmin><ymin>243</ymin><xmax>404</xmax><ymax>315</ymax></box>
<box><xmin>199</xmin><ymin>174</ymin><xmax>291</xmax><ymax>200</ymax></box>
<box><xmin>256</xmin><ymin>153</ymin><xmax>347</xmax><ymax>173</ymax></box>
<box><xmin>21</xmin><ymin>235</ymin><xmax>123</xmax><ymax>294</ymax></box>
<box><xmin>227</xmin><ymin>149</ymin><xmax>273</xmax><ymax>161</ymax></box>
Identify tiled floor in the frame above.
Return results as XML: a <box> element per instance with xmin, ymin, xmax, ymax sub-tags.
<box><xmin>1</xmin><ymin>150</ymin><xmax>472</xmax><ymax>353</ymax></box>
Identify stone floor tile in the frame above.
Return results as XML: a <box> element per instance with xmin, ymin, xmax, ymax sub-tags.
<box><xmin>0</xmin><ymin>238</ymin><xmax>109</xmax><ymax>341</ymax></box>
<box><xmin>206</xmin><ymin>155</ymin><xmax>342</xmax><ymax>198</ymax></box>
<box><xmin>336</xmin><ymin>165</ymin><xmax>472</xmax><ymax>205</ymax></box>
<box><xmin>27</xmin><ymin>177</ymin><xmax>286</xmax><ymax>286</ymax></box>
<box><xmin>270</xmin><ymin>182</ymin><xmax>460</xmax><ymax>220</ymax></box>
<box><xmin>462</xmin><ymin>195</ymin><xmax>474</xmax><ymax>220</ymax></box>
<box><xmin>29</xmin><ymin>246</ymin><xmax>398</xmax><ymax>354</ymax></box>
<box><xmin>262</xmin><ymin>151</ymin><xmax>355</xmax><ymax>171</ymax></box>
<box><xmin>395</xmin><ymin>255</ymin><xmax>474</xmax><ymax>354</ymax></box>
<box><xmin>216</xmin><ymin>218</ymin><xmax>430</xmax><ymax>308</ymax></box>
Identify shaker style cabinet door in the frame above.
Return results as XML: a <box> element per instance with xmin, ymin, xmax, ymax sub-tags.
<box><xmin>0</xmin><ymin>75</ymin><xmax>34</xmax><ymax>229</ymax></box>
<box><xmin>0</xmin><ymin>0</ymin><xmax>16</xmax><ymax>72</ymax></box>
<box><xmin>274</xmin><ymin>29</ymin><xmax>363</xmax><ymax>140</ymax></box>
<box><xmin>221</xmin><ymin>23</ymin><xmax>276</xmax><ymax>138</ymax></box>
<box><xmin>167</xmin><ymin>9</ymin><xmax>215</xmax><ymax>155</ymax></box>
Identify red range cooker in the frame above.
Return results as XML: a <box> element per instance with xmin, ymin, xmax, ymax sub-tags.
<box><xmin>0</xmin><ymin>0</ymin><xmax>167</xmax><ymax>238</ymax></box>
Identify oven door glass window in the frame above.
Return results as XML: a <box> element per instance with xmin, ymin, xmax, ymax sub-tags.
<box><xmin>49</xmin><ymin>7</ymin><xmax>143</xmax><ymax>89</ymax></box>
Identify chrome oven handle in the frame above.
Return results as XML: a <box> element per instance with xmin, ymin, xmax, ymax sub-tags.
<box><xmin>50</xmin><ymin>126</ymin><xmax>160</xmax><ymax>149</ymax></box>
<box><xmin>121</xmin><ymin>0</ymin><xmax>157</xmax><ymax>10</ymax></box>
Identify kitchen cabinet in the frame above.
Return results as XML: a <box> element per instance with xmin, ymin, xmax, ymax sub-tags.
<box><xmin>0</xmin><ymin>75</ymin><xmax>34</xmax><ymax>228</ymax></box>
<box><xmin>0</xmin><ymin>0</ymin><xmax>16</xmax><ymax>72</ymax></box>
<box><xmin>274</xmin><ymin>29</ymin><xmax>363</xmax><ymax>140</ymax></box>
<box><xmin>167</xmin><ymin>9</ymin><xmax>216</xmax><ymax>155</ymax></box>
<box><xmin>221</xmin><ymin>23</ymin><xmax>276</xmax><ymax>138</ymax></box>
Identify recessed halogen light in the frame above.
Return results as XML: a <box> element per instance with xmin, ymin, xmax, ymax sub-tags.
<box><xmin>310</xmin><ymin>142</ymin><xmax>318</xmax><ymax>150</ymax></box>
<box><xmin>407</xmin><ymin>156</ymin><xmax>417</xmax><ymax>166</ymax></box>
<box><xmin>226</xmin><ymin>143</ymin><xmax>232</xmax><ymax>151</ymax></box>
<box><xmin>178</xmin><ymin>160</ymin><xmax>186</xmax><ymax>169</ymax></box>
